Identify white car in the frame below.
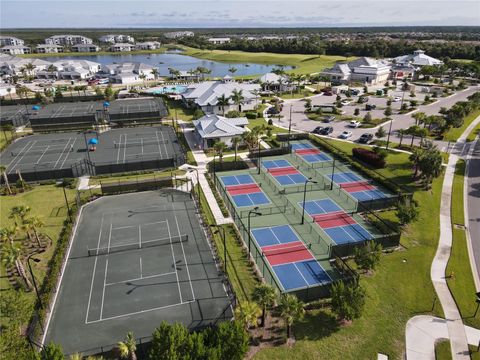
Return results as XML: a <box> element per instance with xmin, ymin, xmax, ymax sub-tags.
<box><xmin>339</xmin><ymin>131</ymin><xmax>353</xmax><ymax>139</ymax></box>
<box><xmin>341</xmin><ymin>99</ymin><xmax>351</xmax><ymax>106</ymax></box>
<box><xmin>348</xmin><ymin>120</ymin><xmax>361</xmax><ymax>128</ymax></box>
<box><xmin>393</xmin><ymin>96</ymin><xmax>402</xmax><ymax>102</ymax></box>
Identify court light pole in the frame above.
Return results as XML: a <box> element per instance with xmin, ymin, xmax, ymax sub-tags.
<box><xmin>330</xmin><ymin>158</ymin><xmax>336</xmax><ymax>190</ymax></box>
<box><xmin>27</xmin><ymin>254</ymin><xmax>44</xmax><ymax>311</ymax></box>
<box><xmin>385</xmin><ymin>119</ymin><xmax>393</xmax><ymax>150</ymax></box>
<box><xmin>212</xmin><ymin>155</ymin><xmax>216</xmax><ymax>187</ymax></box>
<box><xmin>301</xmin><ymin>177</ymin><xmax>317</xmax><ymax>225</ymax></box>
<box><xmin>257</xmin><ymin>140</ymin><xmax>261</xmax><ymax>175</ymax></box>
<box><xmin>210</xmin><ymin>225</ymin><xmax>227</xmax><ymax>276</ymax></box>
<box><xmin>187</xmin><ymin>167</ymin><xmax>200</xmax><ymax>201</ymax></box>
<box><xmin>247</xmin><ymin>207</ymin><xmax>262</xmax><ymax>255</ymax></box>
<box><xmin>61</xmin><ymin>180</ymin><xmax>72</xmax><ymax>223</ymax></box>
<box><xmin>83</xmin><ymin>131</ymin><xmax>91</xmax><ymax>162</ymax></box>
<box><xmin>288</xmin><ymin>105</ymin><xmax>293</xmax><ymax>150</ymax></box>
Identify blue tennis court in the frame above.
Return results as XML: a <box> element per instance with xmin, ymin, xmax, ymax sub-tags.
<box><xmin>231</xmin><ymin>192</ymin><xmax>270</xmax><ymax>207</ymax></box>
<box><xmin>251</xmin><ymin>225</ymin><xmax>299</xmax><ymax>247</ymax></box>
<box><xmin>302</xmin><ymin>153</ymin><xmax>331</xmax><ymax>163</ymax></box>
<box><xmin>274</xmin><ymin>173</ymin><xmax>308</xmax><ymax>185</ymax></box>
<box><xmin>262</xmin><ymin>159</ymin><xmax>292</xmax><ymax>169</ymax></box>
<box><xmin>291</xmin><ymin>143</ymin><xmax>314</xmax><ymax>150</ymax></box>
<box><xmin>300</xmin><ymin>198</ymin><xmax>343</xmax><ymax>216</ymax></box>
<box><xmin>220</xmin><ymin>174</ymin><xmax>255</xmax><ymax>186</ymax></box>
<box><xmin>323</xmin><ymin>224</ymin><xmax>372</xmax><ymax>245</ymax></box>
<box><xmin>273</xmin><ymin>260</ymin><xmax>332</xmax><ymax>290</ymax></box>
<box><xmin>328</xmin><ymin>172</ymin><xmax>363</xmax><ymax>184</ymax></box>
<box><xmin>349</xmin><ymin>188</ymin><xmax>388</xmax><ymax>201</ymax></box>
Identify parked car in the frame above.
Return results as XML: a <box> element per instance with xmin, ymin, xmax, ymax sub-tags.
<box><xmin>348</xmin><ymin>120</ymin><xmax>361</xmax><ymax>128</ymax></box>
<box><xmin>323</xmin><ymin>115</ymin><xmax>336</xmax><ymax>123</ymax></box>
<box><xmin>393</xmin><ymin>96</ymin><xmax>402</xmax><ymax>102</ymax></box>
<box><xmin>365</xmin><ymin>104</ymin><xmax>377</xmax><ymax>110</ymax></box>
<box><xmin>87</xmin><ymin>78</ymin><xmax>99</xmax><ymax>85</ymax></box>
<box><xmin>339</xmin><ymin>131</ymin><xmax>353</xmax><ymax>139</ymax></box>
<box><xmin>323</xmin><ymin>91</ymin><xmax>333</xmax><ymax>96</ymax></box>
<box><xmin>358</xmin><ymin>133</ymin><xmax>374</xmax><ymax>144</ymax></box>
<box><xmin>350</xmin><ymin>89</ymin><xmax>360</xmax><ymax>96</ymax></box>
<box><xmin>341</xmin><ymin>99</ymin><xmax>351</xmax><ymax>106</ymax></box>
<box><xmin>319</xmin><ymin>126</ymin><xmax>333</xmax><ymax>135</ymax></box>
<box><xmin>311</xmin><ymin>126</ymin><xmax>324</xmax><ymax>134</ymax></box>
<box><xmin>358</xmin><ymin>96</ymin><xmax>369</xmax><ymax>103</ymax></box>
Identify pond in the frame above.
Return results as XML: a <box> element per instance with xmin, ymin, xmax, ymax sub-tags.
<box><xmin>41</xmin><ymin>52</ymin><xmax>293</xmax><ymax>77</ymax></box>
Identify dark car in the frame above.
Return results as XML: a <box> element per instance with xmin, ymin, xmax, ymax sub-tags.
<box><xmin>365</xmin><ymin>104</ymin><xmax>377</xmax><ymax>110</ymax></box>
<box><xmin>358</xmin><ymin>96</ymin><xmax>369</xmax><ymax>103</ymax></box>
<box><xmin>311</xmin><ymin>126</ymin><xmax>324</xmax><ymax>134</ymax></box>
<box><xmin>323</xmin><ymin>115</ymin><xmax>336</xmax><ymax>123</ymax></box>
<box><xmin>358</xmin><ymin>133</ymin><xmax>374</xmax><ymax>144</ymax></box>
<box><xmin>319</xmin><ymin>126</ymin><xmax>334</xmax><ymax>135</ymax></box>
<box><xmin>350</xmin><ymin>89</ymin><xmax>360</xmax><ymax>96</ymax></box>
<box><xmin>323</xmin><ymin>91</ymin><xmax>334</xmax><ymax>96</ymax></box>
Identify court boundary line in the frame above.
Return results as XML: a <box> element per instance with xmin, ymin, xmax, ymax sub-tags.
<box><xmin>166</xmin><ymin>220</ymin><xmax>183</xmax><ymax>303</ymax></box>
<box><xmin>104</xmin><ymin>271</ymin><xmax>177</xmax><ymax>287</ymax></box>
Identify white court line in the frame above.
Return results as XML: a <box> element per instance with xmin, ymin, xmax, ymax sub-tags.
<box><xmin>7</xmin><ymin>140</ymin><xmax>37</xmax><ymax>173</ymax></box>
<box><xmin>99</xmin><ymin>258</ymin><xmax>109</xmax><ymax>320</ymax></box>
<box><xmin>138</xmin><ymin>224</ymin><xmax>142</xmax><ymax>249</ymax></box>
<box><xmin>155</xmin><ymin>131</ymin><xmax>163</xmax><ymax>159</ymax></box>
<box><xmin>293</xmin><ymin>262</ymin><xmax>310</xmax><ymax>287</ymax></box>
<box><xmin>59</xmin><ymin>137</ymin><xmax>78</xmax><ymax>169</ymax></box>
<box><xmin>116</xmin><ymin>134</ymin><xmax>123</xmax><ymax>164</ymax></box>
<box><xmin>112</xmin><ymin>220</ymin><xmax>167</xmax><ymax>231</ymax></box>
<box><xmin>85</xmin><ymin>214</ymin><xmax>105</xmax><ymax>324</ymax></box>
<box><xmin>105</xmin><ymin>271</ymin><xmax>176</xmax><ymax>287</ymax></box>
<box><xmin>122</xmin><ymin>134</ymin><xmax>128</xmax><ymax>164</ymax></box>
<box><xmin>53</xmin><ymin>138</ymin><xmax>72</xmax><ymax>168</ymax></box>
<box><xmin>35</xmin><ymin>145</ymin><xmax>51</xmax><ymax>165</ymax></box>
<box><xmin>166</xmin><ymin>220</ymin><xmax>183</xmax><ymax>303</ymax></box>
<box><xmin>159</xmin><ymin>131</ymin><xmax>168</xmax><ymax>158</ymax></box>
<box><xmin>139</xmin><ymin>257</ymin><xmax>143</xmax><ymax>278</ymax></box>
<box><xmin>85</xmin><ymin>299</ymin><xmax>195</xmax><ymax>324</ymax></box>
<box><xmin>173</xmin><ymin>204</ymin><xmax>195</xmax><ymax>301</ymax></box>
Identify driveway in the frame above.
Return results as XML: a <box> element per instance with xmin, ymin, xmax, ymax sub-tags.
<box><xmin>272</xmin><ymin>86</ymin><xmax>479</xmax><ymax>148</ymax></box>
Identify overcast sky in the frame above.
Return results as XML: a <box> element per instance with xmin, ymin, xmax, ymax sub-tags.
<box><xmin>1</xmin><ymin>0</ymin><xmax>479</xmax><ymax>28</ymax></box>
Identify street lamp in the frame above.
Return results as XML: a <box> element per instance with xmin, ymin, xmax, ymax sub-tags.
<box><xmin>257</xmin><ymin>139</ymin><xmax>261</xmax><ymax>175</ymax></box>
<box><xmin>247</xmin><ymin>207</ymin><xmax>262</xmax><ymax>254</ymax></box>
<box><xmin>187</xmin><ymin>167</ymin><xmax>200</xmax><ymax>201</ymax></box>
<box><xmin>288</xmin><ymin>105</ymin><xmax>293</xmax><ymax>149</ymax></box>
<box><xmin>61</xmin><ymin>180</ymin><xmax>72</xmax><ymax>223</ymax></box>
<box><xmin>385</xmin><ymin>119</ymin><xmax>393</xmax><ymax>150</ymax></box>
<box><xmin>83</xmin><ymin>131</ymin><xmax>92</xmax><ymax>162</ymax></box>
<box><xmin>27</xmin><ymin>254</ymin><xmax>44</xmax><ymax>310</ymax></box>
<box><xmin>330</xmin><ymin>158</ymin><xmax>336</xmax><ymax>190</ymax></box>
<box><xmin>212</xmin><ymin>154</ymin><xmax>216</xmax><ymax>187</ymax></box>
<box><xmin>301</xmin><ymin>177</ymin><xmax>317</xmax><ymax>224</ymax></box>
<box><xmin>210</xmin><ymin>225</ymin><xmax>227</xmax><ymax>276</ymax></box>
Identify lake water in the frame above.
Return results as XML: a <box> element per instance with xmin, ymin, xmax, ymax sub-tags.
<box><xmin>41</xmin><ymin>52</ymin><xmax>293</xmax><ymax>77</ymax></box>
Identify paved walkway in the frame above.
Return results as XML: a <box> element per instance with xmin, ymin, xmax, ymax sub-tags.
<box><xmin>180</xmin><ymin>124</ymin><xmax>233</xmax><ymax>225</ymax></box>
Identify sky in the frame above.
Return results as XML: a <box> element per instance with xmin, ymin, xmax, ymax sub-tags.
<box><xmin>1</xmin><ymin>0</ymin><xmax>479</xmax><ymax>28</ymax></box>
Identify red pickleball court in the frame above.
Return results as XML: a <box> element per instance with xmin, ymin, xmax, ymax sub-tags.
<box><xmin>226</xmin><ymin>183</ymin><xmax>261</xmax><ymax>195</ymax></box>
<box><xmin>262</xmin><ymin>241</ymin><xmax>313</xmax><ymax>266</ymax></box>
<box><xmin>294</xmin><ymin>148</ymin><xmax>321</xmax><ymax>155</ymax></box>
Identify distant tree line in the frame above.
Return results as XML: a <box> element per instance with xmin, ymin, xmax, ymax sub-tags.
<box><xmin>180</xmin><ymin>36</ymin><xmax>480</xmax><ymax>60</ymax></box>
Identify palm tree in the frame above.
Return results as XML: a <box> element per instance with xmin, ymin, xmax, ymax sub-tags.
<box><xmin>279</xmin><ymin>293</ymin><xmax>305</xmax><ymax>338</ymax></box>
<box><xmin>216</xmin><ymin>94</ymin><xmax>230</xmax><ymax>116</ymax></box>
<box><xmin>168</xmin><ymin>67</ymin><xmax>180</xmax><ymax>79</ymax></box>
<box><xmin>1</xmin><ymin>242</ymin><xmax>32</xmax><ymax>290</ymax></box>
<box><xmin>412</xmin><ymin>112</ymin><xmax>426</xmax><ymax>126</ymax></box>
<box><xmin>251</xmin><ymin>89</ymin><xmax>261</xmax><ymax>109</ymax></box>
<box><xmin>230</xmin><ymin>89</ymin><xmax>245</xmax><ymax>112</ymax></box>
<box><xmin>213</xmin><ymin>141</ymin><xmax>227</xmax><ymax>164</ymax></box>
<box><xmin>228</xmin><ymin>66</ymin><xmax>237</xmax><ymax>75</ymax></box>
<box><xmin>139</xmin><ymin>73</ymin><xmax>147</xmax><ymax>87</ymax></box>
<box><xmin>0</xmin><ymin>165</ymin><xmax>11</xmax><ymax>195</ymax></box>
<box><xmin>252</xmin><ymin>284</ymin><xmax>276</xmax><ymax>327</ymax></box>
<box><xmin>1</xmin><ymin>226</ymin><xmax>17</xmax><ymax>245</ymax></box>
<box><xmin>117</xmin><ymin>332</ymin><xmax>137</xmax><ymax>360</ymax></box>
<box><xmin>24</xmin><ymin>216</ymin><xmax>44</xmax><ymax>248</ymax></box>
<box><xmin>22</xmin><ymin>63</ymin><xmax>36</xmax><ymax>77</ymax></box>
<box><xmin>151</xmin><ymin>68</ymin><xmax>159</xmax><ymax>80</ymax></box>
<box><xmin>409</xmin><ymin>148</ymin><xmax>423</xmax><ymax>179</ymax></box>
<box><xmin>397</xmin><ymin>128</ymin><xmax>405</xmax><ymax>147</ymax></box>
<box><xmin>231</xmin><ymin>137</ymin><xmax>241</xmax><ymax>167</ymax></box>
<box><xmin>9</xmin><ymin>206</ymin><xmax>31</xmax><ymax>227</ymax></box>
<box><xmin>234</xmin><ymin>301</ymin><xmax>261</xmax><ymax>330</ymax></box>
<box><xmin>6</xmin><ymin>87</ymin><xmax>13</xmax><ymax>101</ymax></box>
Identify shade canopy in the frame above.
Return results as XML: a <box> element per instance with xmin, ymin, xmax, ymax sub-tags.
<box><xmin>88</xmin><ymin>138</ymin><xmax>98</xmax><ymax>145</ymax></box>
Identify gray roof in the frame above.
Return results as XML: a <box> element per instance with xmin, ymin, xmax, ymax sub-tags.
<box><xmin>259</xmin><ymin>72</ymin><xmax>289</xmax><ymax>84</ymax></box>
<box><xmin>183</xmin><ymin>80</ymin><xmax>261</xmax><ymax>106</ymax></box>
<box><xmin>193</xmin><ymin>114</ymin><xmax>248</xmax><ymax>138</ymax></box>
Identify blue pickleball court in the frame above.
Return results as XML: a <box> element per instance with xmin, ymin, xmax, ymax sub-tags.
<box><xmin>299</xmin><ymin>198</ymin><xmax>343</xmax><ymax>216</ymax></box>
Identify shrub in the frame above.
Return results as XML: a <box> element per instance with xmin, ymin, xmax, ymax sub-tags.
<box><xmin>267</xmin><ymin>119</ymin><xmax>273</xmax><ymax>125</ymax></box>
<box><xmin>352</xmin><ymin>147</ymin><xmax>386</xmax><ymax>168</ymax></box>
<box><xmin>244</xmin><ymin>112</ymin><xmax>257</xmax><ymax>119</ymax></box>
<box><xmin>354</xmin><ymin>108</ymin><xmax>360</xmax><ymax>116</ymax></box>
<box><xmin>226</xmin><ymin>110</ymin><xmax>242</xmax><ymax>118</ymax></box>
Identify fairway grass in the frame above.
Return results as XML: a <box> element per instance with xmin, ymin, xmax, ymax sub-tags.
<box><xmin>254</xmin><ymin>138</ymin><xmax>444</xmax><ymax>360</ymax></box>
<box><xmin>181</xmin><ymin>46</ymin><xmax>351</xmax><ymax>75</ymax></box>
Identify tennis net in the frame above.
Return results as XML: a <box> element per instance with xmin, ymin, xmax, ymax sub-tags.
<box><xmin>267</xmin><ymin>166</ymin><xmax>297</xmax><ymax>174</ymax></box>
<box><xmin>114</xmin><ymin>139</ymin><xmax>169</xmax><ymax>148</ymax></box>
<box><xmin>262</xmin><ymin>243</ymin><xmax>311</xmax><ymax>257</ymax></box>
<box><xmin>11</xmin><ymin>146</ymin><xmax>74</xmax><ymax>156</ymax></box>
<box><xmin>87</xmin><ymin>234</ymin><xmax>188</xmax><ymax>256</ymax></box>
<box><xmin>226</xmin><ymin>183</ymin><xmax>259</xmax><ymax>191</ymax></box>
<box><xmin>312</xmin><ymin>211</ymin><xmax>354</xmax><ymax>222</ymax></box>
<box><xmin>339</xmin><ymin>180</ymin><xmax>372</xmax><ymax>189</ymax></box>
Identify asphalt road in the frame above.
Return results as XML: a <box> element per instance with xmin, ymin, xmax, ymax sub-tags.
<box><xmin>466</xmin><ymin>139</ymin><xmax>480</xmax><ymax>285</ymax></box>
<box><xmin>272</xmin><ymin>85</ymin><xmax>480</xmax><ymax>150</ymax></box>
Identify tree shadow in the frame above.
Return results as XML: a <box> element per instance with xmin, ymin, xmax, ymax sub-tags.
<box><xmin>293</xmin><ymin>310</ymin><xmax>340</xmax><ymax>341</ymax></box>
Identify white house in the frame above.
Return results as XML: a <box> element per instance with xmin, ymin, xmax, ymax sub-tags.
<box><xmin>101</xmin><ymin>62</ymin><xmax>156</xmax><ymax>84</ymax></box>
<box><xmin>0</xmin><ymin>36</ymin><xmax>24</xmax><ymax>46</ymax></box>
<box><xmin>192</xmin><ymin>114</ymin><xmax>248</xmax><ymax>148</ymax></box>
<box><xmin>36</xmin><ymin>60</ymin><xmax>101</xmax><ymax>80</ymax></box>
<box><xmin>182</xmin><ymin>76</ymin><xmax>261</xmax><ymax>114</ymax></box>
<box><xmin>321</xmin><ymin>57</ymin><xmax>391</xmax><ymax>85</ymax></box>
<box><xmin>394</xmin><ymin>50</ymin><xmax>443</xmax><ymax>67</ymax></box>
<box><xmin>135</xmin><ymin>41</ymin><xmax>162</xmax><ymax>50</ymax></box>
<box><xmin>172</xmin><ymin>70</ymin><xmax>201</xmax><ymax>82</ymax></box>
<box><xmin>71</xmin><ymin>44</ymin><xmax>100</xmax><ymax>53</ymax></box>
<box><xmin>207</xmin><ymin>38</ymin><xmax>231</xmax><ymax>45</ymax></box>
<box><xmin>110</xmin><ymin>43</ymin><xmax>135</xmax><ymax>52</ymax></box>
<box><xmin>99</xmin><ymin>34</ymin><xmax>134</xmax><ymax>43</ymax></box>
<box><xmin>36</xmin><ymin>44</ymin><xmax>64</xmax><ymax>53</ymax></box>
<box><xmin>0</xmin><ymin>57</ymin><xmax>51</xmax><ymax>76</ymax></box>
<box><xmin>1</xmin><ymin>45</ymin><xmax>31</xmax><ymax>55</ymax></box>
<box><xmin>45</xmin><ymin>35</ymin><xmax>93</xmax><ymax>46</ymax></box>
<box><xmin>163</xmin><ymin>31</ymin><xmax>194</xmax><ymax>39</ymax></box>
<box><xmin>259</xmin><ymin>72</ymin><xmax>294</xmax><ymax>92</ymax></box>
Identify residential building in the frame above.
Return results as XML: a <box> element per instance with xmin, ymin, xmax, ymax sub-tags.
<box><xmin>110</xmin><ymin>43</ymin><xmax>135</xmax><ymax>52</ymax></box>
<box><xmin>207</xmin><ymin>37</ymin><xmax>231</xmax><ymax>45</ymax></box>
<box><xmin>259</xmin><ymin>72</ymin><xmax>295</xmax><ymax>92</ymax></box>
<box><xmin>101</xmin><ymin>62</ymin><xmax>156</xmax><ymax>84</ymax></box>
<box><xmin>393</xmin><ymin>50</ymin><xmax>443</xmax><ymax>67</ymax></box>
<box><xmin>45</xmin><ymin>35</ymin><xmax>93</xmax><ymax>46</ymax></box>
<box><xmin>1</xmin><ymin>45</ymin><xmax>31</xmax><ymax>55</ymax></box>
<box><xmin>192</xmin><ymin>114</ymin><xmax>248</xmax><ymax>148</ymax></box>
<box><xmin>36</xmin><ymin>44</ymin><xmax>64</xmax><ymax>53</ymax></box>
<box><xmin>321</xmin><ymin>57</ymin><xmax>391</xmax><ymax>85</ymax></box>
<box><xmin>182</xmin><ymin>76</ymin><xmax>261</xmax><ymax>114</ymax></box>
<box><xmin>172</xmin><ymin>70</ymin><xmax>201</xmax><ymax>82</ymax></box>
<box><xmin>0</xmin><ymin>36</ymin><xmax>24</xmax><ymax>46</ymax></box>
<box><xmin>163</xmin><ymin>31</ymin><xmax>194</xmax><ymax>39</ymax></box>
<box><xmin>71</xmin><ymin>44</ymin><xmax>100</xmax><ymax>53</ymax></box>
<box><xmin>0</xmin><ymin>57</ymin><xmax>51</xmax><ymax>76</ymax></box>
<box><xmin>36</xmin><ymin>60</ymin><xmax>101</xmax><ymax>80</ymax></box>
<box><xmin>99</xmin><ymin>34</ymin><xmax>134</xmax><ymax>43</ymax></box>
<box><xmin>135</xmin><ymin>41</ymin><xmax>162</xmax><ymax>50</ymax></box>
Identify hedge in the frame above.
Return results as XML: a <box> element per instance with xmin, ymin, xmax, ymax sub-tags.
<box><xmin>352</xmin><ymin>148</ymin><xmax>386</xmax><ymax>168</ymax></box>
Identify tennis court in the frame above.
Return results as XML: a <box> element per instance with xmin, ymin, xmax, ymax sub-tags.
<box><xmin>250</xmin><ymin>225</ymin><xmax>332</xmax><ymax>291</ymax></box>
<box><xmin>291</xmin><ymin>142</ymin><xmax>332</xmax><ymax>164</ymax></box>
<box><xmin>263</xmin><ymin>159</ymin><xmax>308</xmax><ymax>186</ymax></box>
<box><xmin>220</xmin><ymin>174</ymin><xmax>271</xmax><ymax>207</ymax></box>
<box><xmin>314</xmin><ymin>212</ymin><xmax>372</xmax><ymax>245</ymax></box>
<box><xmin>44</xmin><ymin>190</ymin><xmax>232</xmax><ymax>355</ymax></box>
<box><xmin>327</xmin><ymin>171</ymin><xmax>390</xmax><ymax>202</ymax></box>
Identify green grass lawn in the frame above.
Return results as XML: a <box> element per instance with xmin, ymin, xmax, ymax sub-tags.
<box><xmin>279</xmin><ymin>90</ymin><xmax>315</xmax><ymax>100</ymax></box>
<box><xmin>181</xmin><ymin>46</ymin><xmax>352</xmax><ymax>75</ymax></box>
<box><xmin>247</xmin><ymin>117</ymin><xmax>288</xmax><ymax>134</ymax></box>
<box><xmin>89</xmin><ymin>168</ymin><xmax>185</xmax><ymax>186</ymax></box>
<box><xmin>467</xmin><ymin>123</ymin><xmax>480</xmax><ymax>142</ymax></box>
<box><xmin>254</xmin><ymin>138</ymin><xmax>444</xmax><ymax>360</ymax></box>
<box><xmin>446</xmin><ymin>160</ymin><xmax>480</xmax><ymax>328</ymax></box>
<box><xmin>435</xmin><ymin>340</ymin><xmax>453</xmax><ymax>360</ymax></box>
<box><xmin>0</xmin><ymin>130</ymin><xmax>14</xmax><ymax>151</ymax></box>
<box><xmin>443</xmin><ymin>110</ymin><xmax>480</xmax><ymax>142</ymax></box>
<box><xmin>164</xmin><ymin>98</ymin><xmax>198</xmax><ymax>122</ymax></box>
